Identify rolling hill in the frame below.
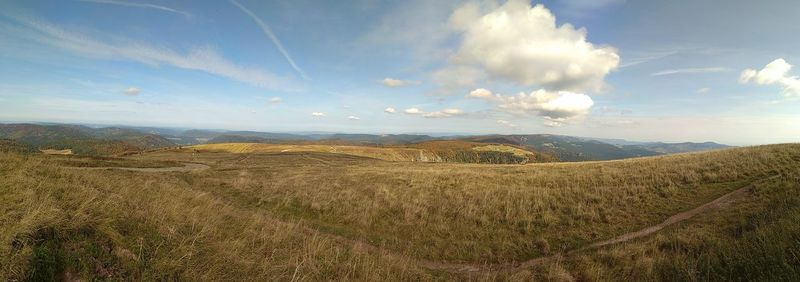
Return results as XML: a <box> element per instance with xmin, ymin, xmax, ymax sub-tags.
<box><xmin>186</xmin><ymin>140</ymin><xmax>554</xmax><ymax>164</ymax></box>
<box><xmin>0</xmin><ymin>123</ymin><xmax>731</xmax><ymax>161</ymax></box>
<box><xmin>0</xmin><ymin>124</ymin><xmax>175</xmax><ymax>155</ymax></box>
<box><xmin>464</xmin><ymin>134</ymin><xmax>730</xmax><ymax>161</ymax></box>
<box><xmin>1</xmin><ymin>142</ymin><xmax>798</xmax><ymax>280</ymax></box>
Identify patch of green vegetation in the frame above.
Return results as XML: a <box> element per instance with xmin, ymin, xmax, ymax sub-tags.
<box><xmin>25</xmin><ymin>226</ymin><xmax>123</xmax><ymax>281</ymax></box>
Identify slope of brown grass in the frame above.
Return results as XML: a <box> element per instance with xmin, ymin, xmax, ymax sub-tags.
<box><xmin>188</xmin><ymin>141</ymin><xmax>556</xmax><ymax>164</ymax></box>
<box><xmin>1</xmin><ymin>144</ymin><xmax>799</xmax><ymax>280</ymax></box>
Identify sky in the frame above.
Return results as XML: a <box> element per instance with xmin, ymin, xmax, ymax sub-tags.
<box><xmin>0</xmin><ymin>0</ymin><xmax>798</xmax><ymax>145</ymax></box>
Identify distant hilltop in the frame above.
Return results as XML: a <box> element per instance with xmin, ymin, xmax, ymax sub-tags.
<box><xmin>0</xmin><ymin>123</ymin><xmax>731</xmax><ymax>161</ymax></box>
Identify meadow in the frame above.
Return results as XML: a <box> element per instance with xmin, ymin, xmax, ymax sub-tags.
<box><xmin>187</xmin><ymin>141</ymin><xmax>556</xmax><ymax>164</ymax></box>
<box><xmin>1</xmin><ymin>143</ymin><xmax>798</xmax><ymax>281</ymax></box>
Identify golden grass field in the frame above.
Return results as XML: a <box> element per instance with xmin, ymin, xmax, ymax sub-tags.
<box><xmin>1</xmin><ymin>143</ymin><xmax>799</xmax><ymax>281</ymax></box>
<box><xmin>187</xmin><ymin>141</ymin><xmax>553</xmax><ymax>164</ymax></box>
<box><xmin>188</xmin><ymin>142</ymin><xmax>440</xmax><ymax>161</ymax></box>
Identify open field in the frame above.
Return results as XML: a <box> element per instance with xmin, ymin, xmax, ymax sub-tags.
<box><xmin>1</xmin><ymin>144</ymin><xmax>799</xmax><ymax>280</ymax></box>
<box><xmin>187</xmin><ymin>141</ymin><xmax>556</xmax><ymax>164</ymax></box>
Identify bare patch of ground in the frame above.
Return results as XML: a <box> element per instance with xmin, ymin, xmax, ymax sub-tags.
<box><xmin>41</xmin><ymin>149</ymin><xmax>73</xmax><ymax>155</ymax></box>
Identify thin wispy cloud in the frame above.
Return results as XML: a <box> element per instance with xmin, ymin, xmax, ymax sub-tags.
<box><xmin>651</xmin><ymin>67</ymin><xmax>731</xmax><ymax>76</ymax></box>
<box><xmin>77</xmin><ymin>0</ymin><xmax>191</xmax><ymax>17</ymax></box>
<box><xmin>619</xmin><ymin>50</ymin><xmax>677</xmax><ymax>68</ymax></box>
<box><xmin>8</xmin><ymin>16</ymin><xmax>292</xmax><ymax>90</ymax></box>
<box><xmin>229</xmin><ymin>0</ymin><xmax>309</xmax><ymax>80</ymax></box>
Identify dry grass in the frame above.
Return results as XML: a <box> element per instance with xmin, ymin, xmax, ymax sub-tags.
<box><xmin>188</xmin><ymin>143</ymin><xmax>437</xmax><ymax>162</ymax></box>
<box><xmin>471</xmin><ymin>144</ymin><xmax>531</xmax><ymax>158</ymax></box>
<box><xmin>189</xmin><ymin>141</ymin><xmax>554</xmax><ymax>164</ymax></box>
<box><xmin>540</xmin><ymin>172</ymin><xmax>800</xmax><ymax>281</ymax></box>
<box><xmin>0</xmin><ymin>152</ymin><xmax>431</xmax><ymax>281</ymax></box>
<box><xmin>2</xmin><ymin>144</ymin><xmax>799</xmax><ymax>280</ymax></box>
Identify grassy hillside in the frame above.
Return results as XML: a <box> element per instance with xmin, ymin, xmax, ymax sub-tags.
<box><xmin>0</xmin><ymin>123</ymin><xmax>732</xmax><ymax>161</ymax></box>
<box><xmin>466</xmin><ymin>135</ymin><xmax>663</xmax><ymax>161</ymax></box>
<box><xmin>633</xmin><ymin>141</ymin><xmax>733</xmax><ymax>154</ymax></box>
<box><xmin>0</xmin><ymin>139</ymin><xmax>35</xmax><ymax>153</ymax></box>
<box><xmin>0</xmin><ymin>124</ymin><xmax>175</xmax><ymax>156</ymax></box>
<box><xmin>401</xmin><ymin>140</ymin><xmax>557</xmax><ymax>163</ymax></box>
<box><xmin>188</xmin><ymin>141</ymin><xmax>555</xmax><ymax>164</ymax></box>
<box><xmin>1</xmin><ymin>144</ymin><xmax>798</xmax><ymax>280</ymax></box>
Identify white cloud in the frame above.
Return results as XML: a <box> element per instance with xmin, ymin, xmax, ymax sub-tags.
<box><xmin>467</xmin><ymin>88</ymin><xmax>496</xmax><ymax>99</ymax></box>
<box><xmin>11</xmin><ymin>17</ymin><xmax>292</xmax><ymax>90</ymax></box>
<box><xmin>269</xmin><ymin>97</ymin><xmax>282</xmax><ymax>103</ymax></box>
<box><xmin>311</xmin><ymin>112</ymin><xmax>325</xmax><ymax>117</ymax></box>
<box><xmin>229</xmin><ymin>0</ymin><xmax>308</xmax><ymax>80</ymax></box>
<box><xmin>542</xmin><ymin>119</ymin><xmax>565</xmax><ymax>127</ymax></box>
<box><xmin>740</xmin><ymin>58</ymin><xmax>800</xmax><ymax>97</ymax></box>
<box><xmin>384</xmin><ymin>107</ymin><xmax>396</xmax><ymax>114</ymax></box>
<box><xmin>468</xmin><ymin>88</ymin><xmax>594</xmax><ymax>126</ymax></box>
<box><xmin>651</xmin><ymin>67</ymin><xmax>730</xmax><ymax>76</ymax></box>
<box><xmin>496</xmin><ymin>119</ymin><xmax>517</xmax><ymax>128</ymax></box>
<box><xmin>122</xmin><ymin>87</ymin><xmax>140</xmax><ymax>96</ymax></box>
<box><xmin>77</xmin><ymin>0</ymin><xmax>191</xmax><ymax>17</ymax></box>
<box><xmin>380</xmin><ymin>77</ymin><xmax>421</xmax><ymax>88</ymax></box>
<box><xmin>696</xmin><ymin>87</ymin><xmax>711</xmax><ymax>94</ymax></box>
<box><xmin>404</xmin><ymin>107</ymin><xmax>423</xmax><ymax>115</ymax></box>
<box><xmin>347</xmin><ymin>115</ymin><xmax>360</xmax><ymax>120</ymax></box>
<box><xmin>438</xmin><ymin>0</ymin><xmax>619</xmax><ymax>92</ymax></box>
<box><xmin>423</xmin><ymin>108</ymin><xmax>463</xmax><ymax>118</ymax></box>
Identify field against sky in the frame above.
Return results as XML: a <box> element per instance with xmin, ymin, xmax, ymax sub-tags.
<box><xmin>0</xmin><ymin>0</ymin><xmax>799</xmax><ymax>145</ymax></box>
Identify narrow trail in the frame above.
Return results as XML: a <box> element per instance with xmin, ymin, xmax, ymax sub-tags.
<box><xmin>61</xmin><ymin>161</ymin><xmax>778</xmax><ymax>276</ymax></box>
<box><xmin>297</xmin><ymin>177</ymin><xmax>778</xmax><ymax>275</ymax></box>
<box><xmin>67</xmin><ymin>162</ymin><xmax>210</xmax><ymax>172</ymax></box>
<box><xmin>421</xmin><ymin>176</ymin><xmax>779</xmax><ymax>274</ymax></box>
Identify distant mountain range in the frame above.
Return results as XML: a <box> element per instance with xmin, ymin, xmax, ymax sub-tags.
<box><xmin>461</xmin><ymin>135</ymin><xmax>733</xmax><ymax>161</ymax></box>
<box><xmin>0</xmin><ymin>123</ymin><xmax>732</xmax><ymax>160</ymax></box>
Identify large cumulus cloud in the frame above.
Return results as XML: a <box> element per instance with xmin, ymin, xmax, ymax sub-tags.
<box><xmin>740</xmin><ymin>58</ymin><xmax>800</xmax><ymax>97</ymax></box>
<box><xmin>468</xmin><ymin>88</ymin><xmax>594</xmax><ymax>126</ymax></box>
<box><xmin>438</xmin><ymin>0</ymin><xmax>619</xmax><ymax>92</ymax></box>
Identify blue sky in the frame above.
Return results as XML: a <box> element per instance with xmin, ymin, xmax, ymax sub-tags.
<box><xmin>1</xmin><ymin>0</ymin><xmax>798</xmax><ymax>145</ymax></box>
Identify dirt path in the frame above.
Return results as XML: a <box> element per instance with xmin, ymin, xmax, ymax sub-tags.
<box><xmin>582</xmin><ymin>185</ymin><xmax>749</xmax><ymax>250</ymax></box>
<box><xmin>303</xmin><ymin>177</ymin><xmax>776</xmax><ymax>275</ymax></box>
<box><xmin>68</xmin><ymin>162</ymin><xmax>210</xmax><ymax>172</ymax></box>
<box><xmin>424</xmin><ymin>177</ymin><xmax>778</xmax><ymax>274</ymax></box>
<box><xmin>63</xmin><ymin>162</ymin><xmax>776</xmax><ymax>275</ymax></box>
